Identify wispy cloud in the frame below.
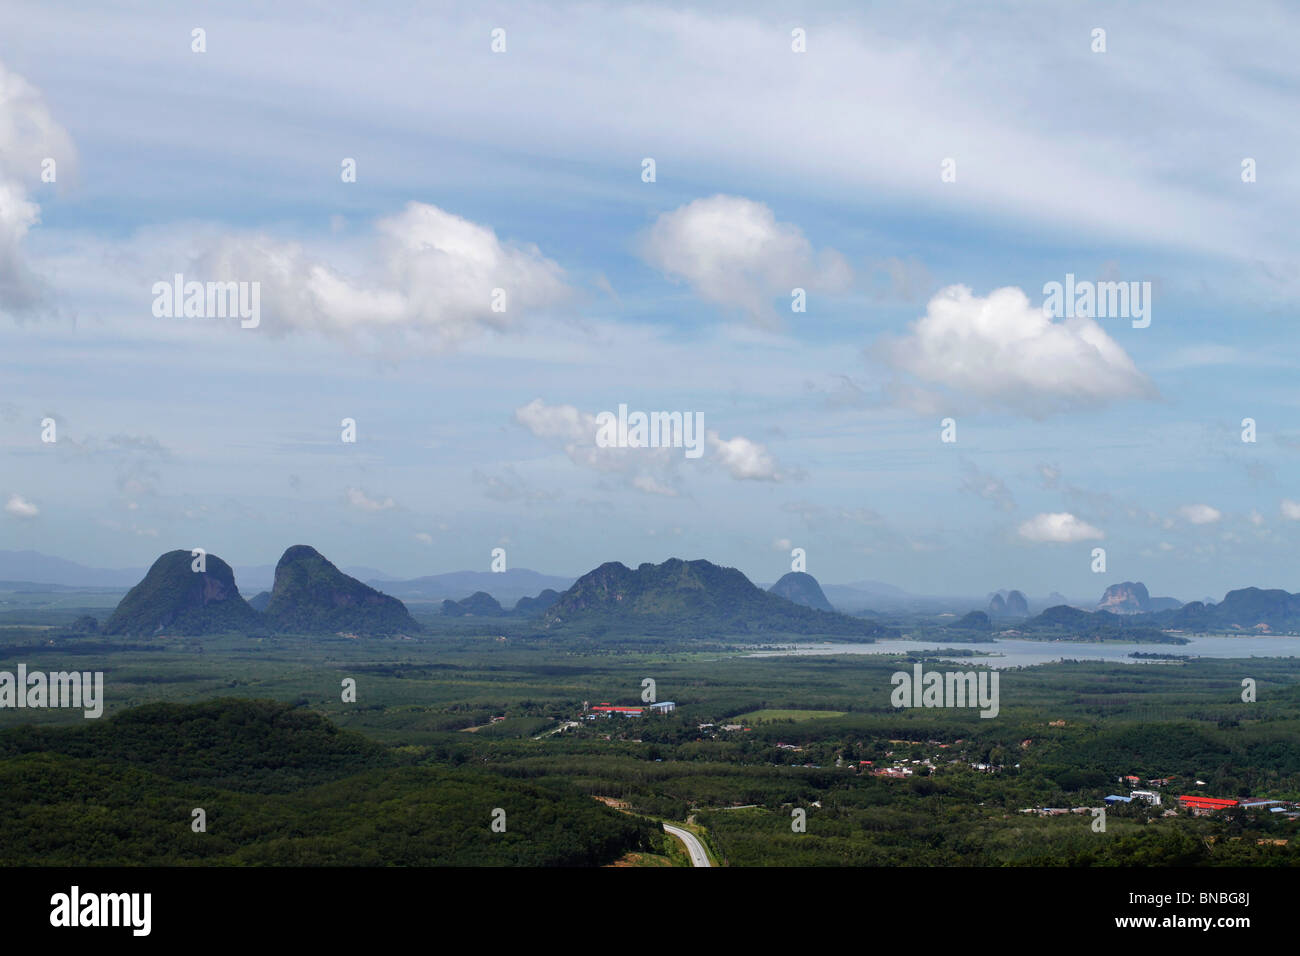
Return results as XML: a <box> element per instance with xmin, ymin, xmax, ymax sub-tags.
<box><xmin>346</xmin><ymin>487</ymin><xmax>396</xmax><ymax>512</ymax></box>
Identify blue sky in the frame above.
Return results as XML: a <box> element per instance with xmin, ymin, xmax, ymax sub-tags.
<box><xmin>2</xmin><ymin>1</ymin><xmax>1299</xmax><ymax>601</ymax></box>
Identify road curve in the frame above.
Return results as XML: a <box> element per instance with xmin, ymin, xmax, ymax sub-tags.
<box><xmin>663</xmin><ymin>823</ymin><xmax>712</xmax><ymax>867</ymax></box>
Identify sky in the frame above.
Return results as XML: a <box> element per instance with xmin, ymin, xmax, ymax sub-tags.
<box><xmin>1</xmin><ymin>0</ymin><xmax>1298</xmax><ymax>601</ymax></box>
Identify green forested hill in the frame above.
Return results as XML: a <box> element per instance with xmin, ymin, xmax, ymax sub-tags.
<box><xmin>0</xmin><ymin>699</ymin><xmax>388</xmax><ymax>793</ymax></box>
<box><xmin>0</xmin><ymin>699</ymin><xmax>655</xmax><ymax>866</ymax></box>
<box><xmin>102</xmin><ymin>550</ymin><xmax>262</xmax><ymax>636</ymax></box>
<box><xmin>543</xmin><ymin>558</ymin><xmax>891</xmax><ymax>638</ymax></box>
<box><xmin>1159</xmin><ymin>587</ymin><xmax>1300</xmax><ymax>632</ymax></box>
<box><xmin>263</xmin><ymin>545</ymin><xmax>420</xmax><ymax>636</ymax></box>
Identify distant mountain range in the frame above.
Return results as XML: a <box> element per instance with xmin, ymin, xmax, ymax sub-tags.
<box><xmin>1011</xmin><ymin>584</ymin><xmax>1300</xmax><ymax>636</ymax></box>
<box><xmin>18</xmin><ymin>547</ymin><xmax>1300</xmax><ymax>636</ymax></box>
<box><xmin>370</xmin><ymin>569</ymin><xmax>576</xmax><ymax>604</ymax></box>
<box><xmin>0</xmin><ymin>551</ymin><xmax>149</xmax><ymax>589</ymax></box>
<box><xmin>816</xmin><ymin>581</ymin><xmax>1083</xmax><ymax>615</ymax></box>
<box><xmin>87</xmin><ymin>550</ymin><xmax>890</xmax><ymax>640</ymax></box>
<box><xmin>0</xmin><ymin>550</ymin><xmax>1079</xmax><ymax>613</ymax></box>
<box><xmin>440</xmin><ymin>589</ymin><xmax>564</xmax><ymax>617</ymax></box>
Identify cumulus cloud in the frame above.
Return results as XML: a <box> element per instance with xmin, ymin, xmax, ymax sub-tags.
<box><xmin>513</xmin><ymin>398</ymin><xmax>683</xmax><ymax>496</ymax></box>
<box><xmin>512</xmin><ymin>398</ymin><xmax>786</xmax><ymax>491</ymax></box>
<box><xmin>346</xmin><ymin>487</ymin><xmax>396</xmax><ymax>511</ymax></box>
<box><xmin>1178</xmin><ymin>503</ymin><xmax>1222</xmax><ymax>525</ymax></box>
<box><xmin>705</xmin><ymin>430</ymin><xmax>784</xmax><ymax>481</ymax></box>
<box><xmin>1282</xmin><ymin>499</ymin><xmax>1300</xmax><ymax>520</ymax></box>
<box><xmin>0</xmin><ymin>60</ymin><xmax>77</xmax><ymax>314</ymax></box>
<box><xmin>197</xmin><ymin>202</ymin><xmax>569</xmax><ymax>347</ymax></box>
<box><xmin>1017</xmin><ymin>512</ymin><xmax>1103</xmax><ymax>543</ymax></box>
<box><xmin>875</xmin><ymin>285</ymin><xmax>1156</xmax><ymax>416</ymax></box>
<box><xmin>513</xmin><ymin>398</ymin><xmax>607</xmax><ymax>468</ymax></box>
<box><xmin>4</xmin><ymin>493</ymin><xmax>38</xmax><ymax>517</ymax></box>
<box><xmin>639</xmin><ymin>195</ymin><xmax>851</xmax><ymax>325</ymax></box>
<box><xmin>414</xmin><ymin>532</ymin><xmax>433</xmax><ymax>544</ymax></box>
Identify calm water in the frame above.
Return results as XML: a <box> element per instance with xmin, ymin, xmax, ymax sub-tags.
<box><xmin>746</xmin><ymin>636</ymin><xmax>1300</xmax><ymax>669</ymax></box>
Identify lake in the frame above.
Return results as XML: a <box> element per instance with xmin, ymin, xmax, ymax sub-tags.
<box><xmin>746</xmin><ymin>635</ymin><xmax>1300</xmax><ymax>669</ymax></box>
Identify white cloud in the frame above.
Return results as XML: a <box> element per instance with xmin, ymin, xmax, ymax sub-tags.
<box><xmin>414</xmin><ymin>532</ymin><xmax>433</xmax><ymax>544</ymax></box>
<box><xmin>346</xmin><ymin>487</ymin><xmax>396</xmax><ymax>511</ymax></box>
<box><xmin>513</xmin><ymin>398</ymin><xmax>682</xmax><ymax>495</ymax></box>
<box><xmin>4</xmin><ymin>492</ymin><xmax>38</xmax><ymax>517</ymax></box>
<box><xmin>875</xmin><ymin>285</ymin><xmax>1155</xmax><ymax>416</ymax></box>
<box><xmin>705</xmin><ymin>430</ymin><xmax>784</xmax><ymax>481</ymax></box>
<box><xmin>773</xmin><ymin>537</ymin><xmax>792</xmax><ymax>551</ymax></box>
<box><xmin>513</xmin><ymin>398</ymin><xmax>606</xmax><ymax>469</ymax></box>
<box><xmin>1282</xmin><ymin>499</ymin><xmax>1300</xmax><ymax>520</ymax></box>
<box><xmin>0</xmin><ymin>60</ymin><xmax>76</xmax><ymax>314</ymax></box>
<box><xmin>639</xmin><ymin>195</ymin><xmax>851</xmax><ymax>325</ymax></box>
<box><xmin>0</xmin><ymin>181</ymin><xmax>41</xmax><ymax>309</ymax></box>
<box><xmin>513</xmin><ymin>398</ymin><xmax>785</xmax><ymax>489</ymax></box>
<box><xmin>198</xmin><ymin>202</ymin><xmax>569</xmax><ymax>347</ymax></box>
<box><xmin>1017</xmin><ymin>512</ymin><xmax>1103</xmax><ymax>543</ymax></box>
<box><xmin>1178</xmin><ymin>503</ymin><xmax>1222</xmax><ymax>525</ymax></box>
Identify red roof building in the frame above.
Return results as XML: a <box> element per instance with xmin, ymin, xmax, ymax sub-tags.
<box><xmin>1178</xmin><ymin>795</ymin><xmax>1238</xmax><ymax>811</ymax></box>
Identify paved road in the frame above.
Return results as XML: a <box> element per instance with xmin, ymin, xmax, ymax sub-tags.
<box><xmin>663</xmin><ymin>823</ymin><xmax>712</xmax><ymax>867</ymax></box>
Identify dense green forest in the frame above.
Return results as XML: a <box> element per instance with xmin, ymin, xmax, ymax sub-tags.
<box><xmin>0</xmin><ymin>699</ymin><xmax>656</xmax><ymax>866</ymax></box>
<box><xmin>3</xmin><ymin>616</ymin><xmax>1300</xmax><ymax>866</ymax></box>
